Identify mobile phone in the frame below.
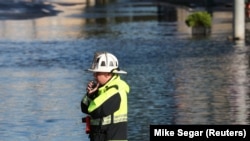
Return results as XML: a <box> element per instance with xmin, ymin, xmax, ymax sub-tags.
<box><xmin>91</xmin><ymin>81</ymin><xmax>97</xmax><ymax>88</ymax></box>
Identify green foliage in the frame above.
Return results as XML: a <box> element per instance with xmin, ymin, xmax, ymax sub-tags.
<box><xmin>185</xmin><ymin>11</ymin><xmax>212</xmax><ymax>28</ymax></box>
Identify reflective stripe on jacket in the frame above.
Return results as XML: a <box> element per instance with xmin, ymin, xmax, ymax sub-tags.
<box><xmin>91</xmin><ymin>114</ymin><xmax>127</xmax><ymax>126</ymax></box>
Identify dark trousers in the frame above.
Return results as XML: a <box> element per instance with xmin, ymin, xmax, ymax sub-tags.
<box><xmin>89</xmin><ymin>122</ymin><xmax>127</xmax><ymax>141</ymax></box>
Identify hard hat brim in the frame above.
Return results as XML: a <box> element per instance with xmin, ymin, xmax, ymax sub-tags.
<box><xmin>87</xmin><ymin>69</ymin><xmax>127</xmax><ymax>74</ymax></box>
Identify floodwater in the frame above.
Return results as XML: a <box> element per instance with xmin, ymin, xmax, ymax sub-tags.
<box><xmin>0</xmin><ymin>0</ymin><xmax>249</xmax><ymax>141</ymax></box>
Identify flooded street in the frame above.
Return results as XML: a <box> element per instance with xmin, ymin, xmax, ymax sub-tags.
<box><xmin>0</xmin><ymin>0</ymin><xmax>249</xmax><ymax>141</ymax></box>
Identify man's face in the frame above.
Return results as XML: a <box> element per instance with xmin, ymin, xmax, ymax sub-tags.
<box><xmin>93</xmin><ymin>72</ymin><xmax>112</xmax><ymax>85</ymax></box>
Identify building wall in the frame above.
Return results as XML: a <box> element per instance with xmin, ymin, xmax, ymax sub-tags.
<box><xmin>157</xmin><ymin>0</ymin><xmax>234</xmax><ymax>6</ymax></box>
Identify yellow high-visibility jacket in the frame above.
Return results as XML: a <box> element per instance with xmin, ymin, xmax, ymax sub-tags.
<box><xmin>81</xmin><ymin>74</ymin><xmax>130</xmax><ymax>141</ymax></box>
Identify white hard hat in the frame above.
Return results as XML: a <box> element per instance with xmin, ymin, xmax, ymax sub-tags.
<box><xmin>88</xmin><ymin>52</ymin><xmax>127</xmax><ymax>74</ymax></box>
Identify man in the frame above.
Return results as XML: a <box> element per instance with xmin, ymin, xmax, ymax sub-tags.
<box><xmin>81</xmin><ymin>52</ymin><xmax>130</xmax><ymax>141</ymax></box>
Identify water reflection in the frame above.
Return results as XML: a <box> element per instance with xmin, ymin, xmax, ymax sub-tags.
<box><xmin>0</xmin><ymin>0</ymin><xmax>160</xmax><ymax>41</ymax></box>
<box><xmin>0</xmin><ymin>68</ymin><xmax>87</xmax><ymax>141</ymax></box>
<box><xmin>0</xmin><ymin>1</ymin><xmax>249</xmax><ymax>141</ymax></box>
<box><xmin>229</xmin><ymin>43</ymin><xmax>250</xmax><ymax>124</ymax></box>
<box><xmin>173</xmin><ymin>41</ymin><xmax>250</xmax><ymax>124</ymax></box>
<box><xmin>0</xmin><ymin>0</ymin><xmax>238</xmax><ymax>41</ymax></box>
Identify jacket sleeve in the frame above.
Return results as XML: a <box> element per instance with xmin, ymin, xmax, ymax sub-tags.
<box><xmin>81</xmin><ymin>94</ymin><xmax>92</xmax><ymax>114</ymax></box>
<box><xmin>81</xmin><ymin>90</ymin><xmax>100</xmax><ymax>114</ymax></box>
<box><xmin>89</xmin><ymin>92</ymin><xmax>121</xmax><ymax>119</ymax></box>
